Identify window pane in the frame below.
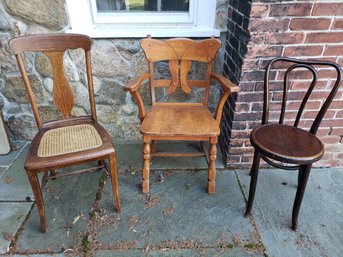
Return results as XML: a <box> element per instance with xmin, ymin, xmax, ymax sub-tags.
<box><xmin>96</xmin><ymin>0</ymin><xmax>189</xmax><ymax>12</ymax></box>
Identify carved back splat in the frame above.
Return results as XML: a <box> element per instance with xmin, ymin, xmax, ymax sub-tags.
<box><xmin>45</xmin><ymin>51</ymin><xmax>74</xmax><ymax>119</ymax></box>
<box><xmin>140</xmin><ymin>37</ymin><xmax>221</xmax><ymax>105</ymax></box>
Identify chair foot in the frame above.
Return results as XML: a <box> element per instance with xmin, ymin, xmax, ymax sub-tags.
<box><xmin>292</xmin><ymin>164</ymin><xmax>311</xmax><ymax>231</ymax></box>
<box><xmin>26</xmin><ymin>170</ymin><xmax>46</xmax><ymax>233</ymax></box>
<box><xmin>142</xmin><ymin>139</ymin><xmax>151</xmax><ymax>194</ymax></box>
<box><xmin>109</xmin><ymin>154</ymin><xmax>121</xmax><ymax>212</ymax></box>
<box><xmin>207</xmin><ymin>141</ymin><xmax>217</xmax><ymax>195</ymax></box>
<box><xmin>245</xmin><ymin>151</ymin><xmax>260</xmax><ymax>217</ymax></box>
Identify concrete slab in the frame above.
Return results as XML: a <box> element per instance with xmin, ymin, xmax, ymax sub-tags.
<box><xmin>89</xmin><ymin>170</ymin><xmax>262</xmax><ymax>256</ymax></box>
<box><xmin>0</xmin><ymin>202</ymin><xmax>32</xmax><ymax>254</ymax></box>
<box><xmin>0</xmin><ymin>166</ymin><xmax>7</xmax><ymax>178</ymax></box>
<box><xmin>115</xmin><ymin>142</ymin><xmax>224</xmax><ymax>171</ymax></box>
<box><xmin>0</xmin><ymin>144</ymin><xmax>34</xmax><ymax>201</ymax></box>
<box><xmin>94</xmin><ymin>248</ymin><xmax>262</xmax><ymax>257</ymax></box>
<box><xmin>0</xmin><ymin>141</ymin><xmax>27</xmax><ymax>167</ymax></box>
<box><xmin>15</xmin><ymin>167</ymin><xmax>102</xmax><ymax>253</ymax></box>
<box><xmin>237</xmin><ymin>168</ymin><xmax>343</xmax><ymax>257</ymax></box>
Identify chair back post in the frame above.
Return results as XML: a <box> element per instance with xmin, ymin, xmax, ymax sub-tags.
<box><xmin>15</xmin><ymin>54</ymin><xmax>43</xmax><ymax>129</ymax></box>
<box><xmin>85</xmin><ymin>50</ymin><xmax>97</xmax><ymax>121</ymax></box>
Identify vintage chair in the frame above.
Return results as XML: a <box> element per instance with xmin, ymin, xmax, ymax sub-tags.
<box><xmin>124</xmin><ymin>37</ymin><xmax>239</xmax><ymax>194</ymax></box>
<box><xmin>244</xmin><ymin>57</ymin><xmax>342</xmax><ymax>230</ymax></box>
<box><xmin>9</xmin><ymin>34</ymin><xmax>121</xmax><ymax>232</ymax></box>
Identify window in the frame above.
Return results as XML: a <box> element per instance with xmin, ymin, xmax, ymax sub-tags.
<box><xmin>65</xmin><ymin>0</ymin><xmax>219</xmax><ymax>38</ymax></box>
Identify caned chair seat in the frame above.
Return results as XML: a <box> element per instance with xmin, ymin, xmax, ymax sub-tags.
<box><xmin>37</xmin><ymin>124</ymin><xmax>103</xmax><ymax>157</ymax></box>
<box><xmin>141</xmin><ymin>106</ymin><xmax>220</xmax><ymax>137</ymax></box>
<box><xmin>251</xmin><ymin>124</ymin><xmax>324</xmax><ymax>165</ymax></box>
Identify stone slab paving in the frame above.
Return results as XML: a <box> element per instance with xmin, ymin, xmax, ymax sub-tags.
<box><xmin>86</xmin><ymin>170</ymin><xmax>263</xmax><ymax>256</ymax></box>
<box><xmin>237</xmin><ymin>168</ymin><xmax>343</xmax><ymax>257</ymax></box>
<box><xmin>13</xmin><ymin>167</ymin><xmax>103</xmax><ymax>254</ymax></box>
<box><xmin>0</xmin><ymin>144</ymin><xmax>34</xmax><ymax>202</ymax></box>
<box><xmin>0</xmin><ymin>141</ymin><xmax>27</xmax><ymax>167</ymax></box>
<box><xmin>0</xmin><ymin>203</ymin><xmax>32</xmax><ymax>254</ymax></box>
<box><xmin>115</xmin><ymin>142</ymin><xmax>224</xmax><ymax>171</ymax></box>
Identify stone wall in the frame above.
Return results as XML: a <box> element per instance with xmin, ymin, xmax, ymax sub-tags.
<box><xmin>0</xmin><ymin>0</ymin><xmax>229</xmax><ymax>141</ymax></box>
<box><xmin>222</xmin><ymin>0</ymin><xmax>343</xmax><ymax>168</ymax></box>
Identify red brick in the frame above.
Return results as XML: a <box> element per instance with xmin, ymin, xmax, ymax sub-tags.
<box><xmin>250</xmin><ymin>4</ymin><xmax>269</xmax><ymax>17</ymax></box>
<box><xmin>337</xmin><ymin>57</ymin><xmax>343</xmax><ymax>66</ymax></box>
<box><xmin>313</xmin><ymin>3</ymin><xmax>343</xmax><ymax>16</ymax></box>
<box><xmin>249</xmin><ymin>18</ymin><xmax>290</xmax><ymax>32</ymax></box>
<box><xmin>270</xmin><ymin>3</ymin><xmax>313</xmax><ymax>17</ymax></box>
<box><xmin>321</xmin><ymin>136</ymin><xmax>341</xmax><ymax>144</ymax></box>
<box><xmin>324</xmin><ymin>45</ymin><xmax>343</xmax><ymax>56</ymax></box>
<box><xmin>264</xmin><ymin>32</ymin><xmax>305</xmax><ymax>45</ymax></box>
<box><xmin>287</xmin><ymin>100</ymin><xmax>322</xmax><ymax>110</ymax></box>
<box><xmin>291</xmin><ymin>80</ymin><xmax>328</xmax><ymax>90</ymax></box>
<box><xmin>241</xmin><ymin>71</ymin><xmax>265</xmax><ymax>82</ymax></box>
<box><xmin>332</xmin><ymin>18</ymin><xmax>343</xmax><ymax>30</ymax></box>
<box><xmin>284</xmin><ymin>45</ymin><xmax>323</xmax><ymax>57</ymax></box>
<box><xmin>242</xmin><ymin>59</ymin><xmax>259</xmax><ymax>70</ymax></box>
<box><xmin>290</xmin><ymin>18</ymin><xmax>331</xmax><ymax>31</ymax></box>
<box><xmin>277</xmin><ymin>69</ymin><xmax>316</xmax><ymax>80</ymax></box>
<box><xmin>330</xmin><ymin>101</ymin><xmax>343</xmax><ymax>110</ymax></box>
<box><xmin>336</xmin><ymin>110</ymin><xmax>343</xmax><ymax>118</ymax></box>
<box><xmin>247</xmin><ymin>45</ymin><xmax>283</xmax><ymax>58</ymax></box>
<box><xmin>303</xmin><ymin>110</ymin><xmax>335</xmax><ymax>119</ymax></box>
<box><xmin>330</xmin><ymin>127</ymin><xmax>343</xmax><ymax>136</ymax></box>
<box><xmin>306</xmin><ymin>32</ymin><xmax>343</xmax><ymax>43</ymax></box>
<box><xmin>239</xmin><ymin>82</ymin><xmax>255</xmax><ymax>92</ymax></box>
<box><xmin>316</xmin><ymin>127</ymin><xmax>331</xmax><ymax>136</ymax></box>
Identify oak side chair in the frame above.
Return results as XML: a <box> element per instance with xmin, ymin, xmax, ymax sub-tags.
<box><xmin>244</xmin><ymin>57</ymin><xmax>342</xmax><ymax>231</ymax></box>
<box><xmin>9</xmin><ymin>33</ymin><xmax>121</xmax><ymax>232</ymax></box>
<box><xmin>124</xmin><ymin>36</ymin><xmax>239</xmax><ymax>194</ymax></box>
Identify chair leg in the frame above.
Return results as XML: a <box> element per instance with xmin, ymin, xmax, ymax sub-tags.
<box><xmin>208</xmin><ymin>139</ymin><xmax>217</xmax><ymax>195</ymax></box>
<box><xmin>142</xmin><ymin>138</ymin><xmax>151</xmax><ymax>194</ymax></box>
<box><xmin>244</xmin><ymin>151</ymin><xmax>261</xmax><ymax>217</ymax></box>
<box><xmin>26</xmin><ymin>170</ymin><xmax>46</xmax><ymax>233</ymax></box>
<box><xmin>292</xmin><ymin>164</ymin><xmax>311</xmax><ymax>231</ymax></box>
<box><xmin>109</xmin><ymin>154</ymin><xmax>121</xmax><ymax>212</ymax></box>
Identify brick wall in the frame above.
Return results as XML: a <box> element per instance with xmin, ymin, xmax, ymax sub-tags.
<box><xmin>221</xmin><ymin>0</ymin><xmax>343</xmax><ymax>168</ymax></box>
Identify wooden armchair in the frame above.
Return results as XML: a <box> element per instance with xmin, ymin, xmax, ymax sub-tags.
<box><xmin>9</xmin><ymin>34</ymin><xmax>121</xmax><ymax>232</ymax></box>
<box><xmin>124</xmin><ymin>37</ymin><xmax>239</xmax><ymax>194</ymax></box>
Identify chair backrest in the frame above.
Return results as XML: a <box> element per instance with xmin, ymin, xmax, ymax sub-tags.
<box><xmin>140</xmin><ymin>36</ymin><xmax>221</xmax><ymax>106</ymax></box>
<box><xmin>9</xmin><ymin>33</ymin><xmax>96</xmax><ymax>129</ymax></box>
<box><xmin>263</xmin><ymin>57</ymin><xmax>342</xmax><ymax>135</ymax></box>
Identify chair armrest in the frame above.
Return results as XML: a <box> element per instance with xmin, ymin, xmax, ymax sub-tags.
<box><xmin>123</xmin><ymin>73</ymin><xmax>150</xmax><ymax>122</ymax></box>
<box><xmin>210</xmin><ymin>73</ymin><xmax>240</xmax><ymax>94</ymax></box>
<box><xmin>123</xmin><ymin>73</ymin><xmax>150</xmax><ymax>92</ymax></box>
<box><xmin>211</xmin><ymin>73</ymin><xmax>239</xmax><ymax>124</ymax></box>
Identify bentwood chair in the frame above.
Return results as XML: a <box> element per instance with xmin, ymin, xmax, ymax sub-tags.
<box><xmin>124</xmin><ymin>36</ymin><xmax>239</xmax><ymax>194</ymax></box>
<box><xmin>9</xmin><ymin>34</ymin><xmax>121</xmax><ymax>232</ymax></box>
<box><xmin>244</xmin><ymin>57</ymin><xmax>342</xmax><ymax>230</ymax></box>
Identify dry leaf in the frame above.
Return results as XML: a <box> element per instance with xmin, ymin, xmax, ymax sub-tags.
<box><xmin>3</xmin><ymin>175</ymin><xmax>12</xmax><ymax>184</ymax></box>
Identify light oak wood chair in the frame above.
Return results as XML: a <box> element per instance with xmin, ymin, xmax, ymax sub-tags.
<box><xmin>9</xmin><ymin>33</ymin><xmax>121</xmax><ymax>232</ymax></box>
<box><xmin>124</xmin><ymin>37</ymin><xmax>239</xmax><ymax>194</ymax></box>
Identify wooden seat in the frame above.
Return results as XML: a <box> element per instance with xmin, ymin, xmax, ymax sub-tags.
<box><xmin>244</xmin><ymin>57</ymin><xmax>342</xmax><ymax>231</ymax></box>
<box><xmin>124</xmin><ymin>37</ymin><xmax>239</xmax><ymax>194</ymax></box>
<box><xmin>9</xmin><ymin>34</ymin><xmax>121</xmax><ymax>233</ymax></box>
<box><xmin>141</xmin><ymin>106</ymin><xmax>220</xmax><ymax>137</ymax></box>
<box><xmin>251</xmin><ymin>124</ymin><xmax>324</xmax><ymax>164</ymax></box>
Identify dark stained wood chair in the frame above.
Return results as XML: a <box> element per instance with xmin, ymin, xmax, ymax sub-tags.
<box><xmin>124</xmin><ymin>36</ymin><xmax>239</xmax><ymax>194</ymax></box>
<box><xmin>244</xmin><ymin>57</ymin><xmax>342</xmax><ymax>230</ymax></box>
<box><xmin>9</xmin><ymin>34</ymin><xmax>121</xmax><ymax>232</ymax></box>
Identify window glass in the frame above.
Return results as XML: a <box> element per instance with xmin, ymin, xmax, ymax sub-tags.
<box><xmin>96</xmin><ymin>0</ymin><xmax>189</xmax><ymax>12</ymax></box>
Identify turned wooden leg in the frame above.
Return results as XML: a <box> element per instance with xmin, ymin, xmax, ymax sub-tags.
<box><xmin>292</xmin><ymin>164</ymin><xmax>311</xmax><ymax>231</ymax></box>
<box><xmin>142</xmin><ymin>137</ymin><xmax>151</xmax><ymax>194</ymax></box>
<box><xmin>26</xmin><ymin>170</ymin><xmax>46</xmax><ymax>233</ymax></box>
<box><xmin>50</xmin><ymin>169</ymin><xmax>56</xmax><ymax>180</ymax></box>
<box><xmin>109</xmin><ymin>154</ymin><xmax>121</xmax><ymax>212</ymax></box>
<box><xmin>208</xmin><ymin>138</ymin><xmax>217</xmax><ymax>195</ymax></box>
<box><xmin>245</xmin><ymin>151</ymin><xmax>261</xmax><ymax>217</ymax></box>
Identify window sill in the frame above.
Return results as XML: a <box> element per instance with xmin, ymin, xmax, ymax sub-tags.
<box><xmin>66</xmin><ymin>26</ymin><xmax>221</xmax><ymax>38</ymax></box>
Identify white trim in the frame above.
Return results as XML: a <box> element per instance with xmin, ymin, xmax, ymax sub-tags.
<box><xmin>65</xmin><ymin>0</ymin><xmax>219</xmax><ymax>38</ymax></box>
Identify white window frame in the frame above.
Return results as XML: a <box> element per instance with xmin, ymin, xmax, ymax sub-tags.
<box><xmin>65</xmin><ymin>0</ymin><xmax>219</xmax><ymax>38</ymax></box>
